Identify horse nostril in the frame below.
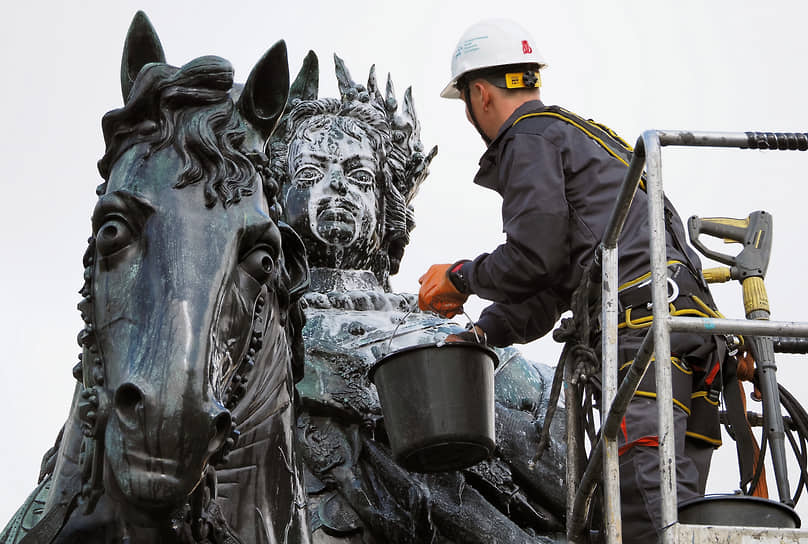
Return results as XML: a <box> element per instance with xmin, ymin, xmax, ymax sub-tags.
<box><xmin>209</xmin><ymin>410</ymin><xmax>233</xmax><ymax>453</ymax></box>
<box><xmin>114</xmin><ymin>383</ymin><xmax>145</xmax><ymax>428</ymax></box>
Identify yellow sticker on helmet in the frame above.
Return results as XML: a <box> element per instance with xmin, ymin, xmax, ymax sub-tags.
<box><xmin>505</xmin><ymin>72</ymin><xmax>541</xmax><ymax>89</ymax></box>
<box><xmin>505</xmin><ymin>73</ymin><xmax>525</xmax><ymax>88</ymax></box>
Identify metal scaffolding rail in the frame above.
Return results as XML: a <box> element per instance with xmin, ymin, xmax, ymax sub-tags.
<box><xmin>566</xmin><ymin>129</ymin><xmax>808</xmax><ymax>543</ymax></box>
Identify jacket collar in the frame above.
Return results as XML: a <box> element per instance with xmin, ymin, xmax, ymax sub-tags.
<box><xmin>474</xmin><ymin>99</ymin><xmax>545</xmax><ymax>191</ymax></box>
<box><xmin>491</xmin><ymin>99</ymin><xmax>545</xmax><ymax>145</ymax></box>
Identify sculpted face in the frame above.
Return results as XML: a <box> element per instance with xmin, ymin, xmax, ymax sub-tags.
<box><xmin>284</xmin><ymin>117</ymin><xmax>380</xmax><ymax>253</ymax></box>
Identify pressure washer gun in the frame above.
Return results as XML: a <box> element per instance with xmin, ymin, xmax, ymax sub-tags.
<box><xmin>688</xmin><ymin>210</ymin><xmax>793</xmax><ymax>504</ymax></box>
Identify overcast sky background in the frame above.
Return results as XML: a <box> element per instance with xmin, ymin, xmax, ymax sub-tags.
<box><xmin>3</xmin><ymin>0</ymin><xmax>808</xmax><ymax>529</ymax></box>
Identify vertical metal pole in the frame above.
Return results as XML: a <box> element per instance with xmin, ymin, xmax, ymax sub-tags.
<box><xmin>565</xmin><ymin>364</ymin><xmax>581</xmax><ymax>533</ymax></box>
<box><xmin>748</xmin><ymin>330</ymin><xmax>792</xmax><ymax>503</ymax></box>
<box><xmin>642</xmin><ymin>130</ymin><xmax>678</xmax><ymax>542</ymax></box>
<box><xmin>601</xmin><ymin>245</ymin><xmax>622</xmax><ymax>543</ymax></box>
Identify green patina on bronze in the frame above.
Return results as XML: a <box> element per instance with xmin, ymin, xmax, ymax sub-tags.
<box><xmin>4</xmin><ymin>12</ymin><xmax>569</xmax><ymax>544</ymax></box>
<box><xmin>3</xmin><ymin>11</ymin><xmax>310</xmax><ymax>544</ymax></box>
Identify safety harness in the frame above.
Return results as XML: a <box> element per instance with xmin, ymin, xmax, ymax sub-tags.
<box><xmin>517</xmin><ymin>106</ymin><xmax>753</xmax><ymax>455</ymax></box>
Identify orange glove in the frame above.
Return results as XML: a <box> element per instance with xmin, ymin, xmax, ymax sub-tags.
<box><xmin>418</xmin><ymin>263</ymin><xmax>469</xmax><ymax>318</ymax></box>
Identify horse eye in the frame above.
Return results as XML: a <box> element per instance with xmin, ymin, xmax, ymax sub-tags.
<box><xmin>241</xmin><ymin>247</ymin><xmax>275</xmax><ymax>283</ymax></box>
<box><xmin>96</xmin><ymin>219</ymin><xmax>135</xmax><ymax>257</ymax></box>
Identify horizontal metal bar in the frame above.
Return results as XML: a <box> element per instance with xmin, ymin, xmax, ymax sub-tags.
<box><xmin>673</xmin><ymin>524</ymin><xmax>808</xmax><ymax>543</ymax></box>
<box><xmin>667</xmin><ymin>316</ymin><xmax>808</xmax><ymax>337</ymax></box>
<box><xmin>656</xmin><ymin>131</ymin><xmax>751</xmax><ymax>148</ymax></box>
<box><xmin>721</xmin><ymin>410</ymin><xmax>796</xmax><ymax>430</ymax></box>
<box><xmin>656</xmin><ymin>129</ymin><xmax>808</xmax><ymax>151</ymax></box>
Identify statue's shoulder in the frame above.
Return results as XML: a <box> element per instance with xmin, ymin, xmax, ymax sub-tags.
<box><xmin>0</xmin><ymin>475</ymin><xmax>51</xmax><ymax>544</ymax></box>
<box><xmin>493</xmin><ymin>346</ymin><xmax>556</xmax><ymax>413</ymax></box>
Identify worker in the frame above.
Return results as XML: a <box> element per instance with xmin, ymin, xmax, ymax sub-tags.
<box><xmin>418</xmin><ymin>18</ymin><xmax>724</xmax><ymax>542</ymax></box>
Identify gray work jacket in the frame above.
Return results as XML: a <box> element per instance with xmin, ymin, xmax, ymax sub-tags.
<box><xmin>463</xmin><ymin>100</ymin><xmax>703</xmax><ymax>346</ymax></box>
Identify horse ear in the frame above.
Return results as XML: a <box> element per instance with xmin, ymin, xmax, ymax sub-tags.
<box><xmin>288</xmin><ymin>50</ymin><xmax>319</xmax><ymax>102</ymax></box>
<box><xmin>121</xmin><ymin>11</ymin><xmax>166</xmax><ymax>104</ymax></box>
<box><xmin>278</xmin><ymin>222</ymin><xmax>310</xmax><ymax>302</ymax></box>
<box><xmin>238</xmin><ymin>40</ymin><xmax>290</xmax><ymax>140</ymax></box>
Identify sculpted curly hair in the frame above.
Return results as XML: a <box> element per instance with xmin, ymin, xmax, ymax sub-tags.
<box><xmin>268</xmin><ymin>56</ymin><xmax>436</xmax><ymax>289</ymax></box>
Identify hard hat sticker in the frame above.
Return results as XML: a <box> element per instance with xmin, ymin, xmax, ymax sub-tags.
<box><xmin>505</xmin><ymin>71</ymin><xmax>541</xmax><ymax>89</ymax></box>
<box><xmin>456</xmin><ymin>35</ymin><xmax>488</xmax><ymax>58</ymax></box>
<box><xmin>506</xmin><ymin>73</ymin><xmax>524</xmax><ymax>88</ymax></box>
<box><xmin>522</xmin><ymin>40</ymin><xmax>533</xmax><ymax>54</ymax></box>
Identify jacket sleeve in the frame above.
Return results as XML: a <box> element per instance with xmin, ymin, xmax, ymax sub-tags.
<box><xmin>476</xmin><ymin>291</ymin><xmax>563</xmax><ymax>347</ymax></box>
<box><xmin>465</xmin><ymin>132</ymin><xmax>570</xmax><ymax>305</ymax></box>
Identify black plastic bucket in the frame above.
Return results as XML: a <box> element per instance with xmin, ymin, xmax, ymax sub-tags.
<box><xmin>678</xmin><ymin>494</ymin><xmax>801</xmax><ymax>528</ymax></box>
<box><xmin>370</xmin><ymin>342</ymin><xmax>499</xmax><ymax>472</ymax></box>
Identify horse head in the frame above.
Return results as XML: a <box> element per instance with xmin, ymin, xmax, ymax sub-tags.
<box><xmin>69</xmin><ymin>12</ymin><xmax>309</xmax><ymax>539</ymax></box>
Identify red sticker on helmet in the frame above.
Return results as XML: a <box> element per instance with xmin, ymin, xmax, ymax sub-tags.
<box><xmin>522</xmin><ymin>40</ymin><xmax>533</xmax><ymax>54</ymax></box>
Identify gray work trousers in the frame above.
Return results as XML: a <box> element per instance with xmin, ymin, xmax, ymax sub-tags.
<box><xmin>618</xmin><ymin>397</ymin><xmax>714</xmax><ymax>543</ymax></box>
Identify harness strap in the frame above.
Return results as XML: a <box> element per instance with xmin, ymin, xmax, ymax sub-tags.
<box><xmin>723</xmin><ymin>354</ymin><xmax>764</xmax><ymax>493</ymax></box>
<box><xmin>511</xmin><ymin>106</ymin><xmax>709</xmax><ymax>289</ymax></box>
<box><xmin>512</xmin><ymin>107</ymin><xmax>636</xmax><ymax>170</ymax></box>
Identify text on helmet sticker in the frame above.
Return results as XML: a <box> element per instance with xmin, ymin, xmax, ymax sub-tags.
<box><xmin>455</xmin><ymin>35</ymin><xmax>488</xmax><ymax>58</ymax></box>
<box><xmin>505</xmin><ymin>71</ymin><xmax>541</xmax><ymax>89</ymax></box>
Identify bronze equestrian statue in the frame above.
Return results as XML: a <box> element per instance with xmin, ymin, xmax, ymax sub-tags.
<box><xmin>2</xmin><ymin>12</ymin><xmax>568</xmax><ymax>544</ymax></box>
<box><xmin>2</xmin><ymin>12</ymin><xmax>311</xmax><ymax>543</ymax></box>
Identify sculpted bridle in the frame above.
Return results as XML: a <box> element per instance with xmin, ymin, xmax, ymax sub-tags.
<box><xmin>23</xmin><ymin>13</ymin><xmax>313</xmax><ymax>544</ymax></box>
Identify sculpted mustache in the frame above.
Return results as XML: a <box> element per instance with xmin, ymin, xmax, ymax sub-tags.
<box><xmin>316</xmin><ymin>198</ymin><xmax>359</xmax><ymax>215</ymax></box>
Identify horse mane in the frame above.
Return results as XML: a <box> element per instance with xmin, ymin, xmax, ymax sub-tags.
<box><xmin>94</xmin><ymin>55</ymin><xmax>305</xmax><ymax>377</ymax></box>
<box><xmin>97</xmin><ymin>56</ymin><xmax>269</xmax><ymax>210</ymax></box>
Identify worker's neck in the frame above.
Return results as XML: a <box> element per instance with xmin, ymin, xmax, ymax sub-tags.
<box><xmin>488</xmin><ymin>93</ymin><xmax>540</xmax><ymax>138</ymax></box>
<box><xmin>496</xmin><ymin>94</ymin><xmax>540</xmax><ymax>124</ymax></box>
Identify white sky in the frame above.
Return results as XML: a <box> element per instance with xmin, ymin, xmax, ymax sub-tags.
<box><xmin>3</xmin><ymin>0</ymin><xmax>808</xmax><ymax>530</ymax></box>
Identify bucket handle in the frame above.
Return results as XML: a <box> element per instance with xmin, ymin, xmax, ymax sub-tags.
<box><xmin>385</xmin><ymin>301</ymin><xmax>482</xmax><ymax>355</ymax></box>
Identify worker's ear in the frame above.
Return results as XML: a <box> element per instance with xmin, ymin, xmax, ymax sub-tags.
<box><xmin>470</xmin><ymin>81</ymin><xmax>488</xmax><ymax>109</ymax></box>
<box><xmin>477</xmin><ymin>81</ymin><xmax>493</xmax><ymax>111</ymax></box>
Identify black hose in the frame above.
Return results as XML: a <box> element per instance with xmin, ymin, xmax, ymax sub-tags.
<box><xmin>723</xmin><ymin>382</ymin><xmax>808</xmax><ymax>505</ymax></box>
<box><xmin>745</xmin><ymin>425</ymin><xmax>768</xmax><ymax>496</ymax></box>
<box><xmin>784</xmin><ymin>427</ymin><xmax>807</xmax><ymax>502</ymax></box>
<box><xmin>744</xmin><ymin>132</ymin><xmax>808</xmax><ymax>151</ymax></box>
<box><xmin>778</xmin><ymin>383</ymin><xmax>808</xmax><ymax>503</ymax></box>
<box><xmin>583</xmin><ymin>385</ymin><xmax>598</xmax><ymax>445</ymax></box>
<box><xmin>772</xmin><ymin>337</ymin><xmax>808</xmax><ymax>354</ymax></box>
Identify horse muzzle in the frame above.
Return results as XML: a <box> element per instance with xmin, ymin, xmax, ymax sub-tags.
<box><xmin>103</xmin><ymin>379</ymin><xmax>232</xmax><ymax>510</ymax></box>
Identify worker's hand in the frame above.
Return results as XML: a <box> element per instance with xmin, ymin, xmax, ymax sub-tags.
<box><xmin>445</xmin><ymin>325</ymin><xmax>486</xmax><ymax>344</ymax></box>
<box><xmin>418</xmin><ymin>263</ymin><xmax>469</xmax><ymax>318</ymax></box>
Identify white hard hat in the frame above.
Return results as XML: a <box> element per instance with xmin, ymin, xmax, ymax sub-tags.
<box><xmin>441</xmin><ymin>19</ymin><xmax>546</xmax><ymax>99</ymax></box>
